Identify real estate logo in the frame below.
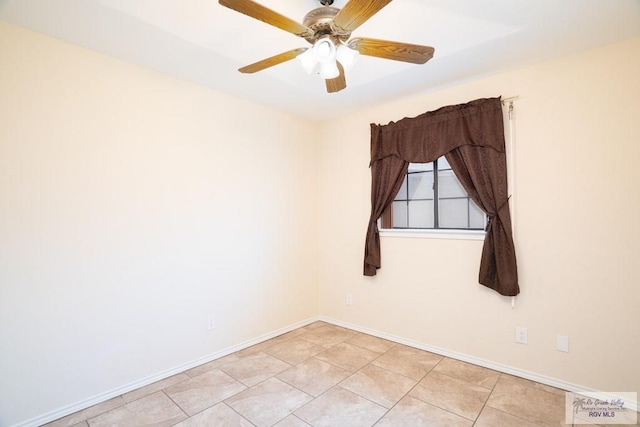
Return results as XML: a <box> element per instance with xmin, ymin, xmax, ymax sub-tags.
<box><xmin>565</xmin><ymin>392</ymin><xmax>637</xmax><ymax>425</ymax></box>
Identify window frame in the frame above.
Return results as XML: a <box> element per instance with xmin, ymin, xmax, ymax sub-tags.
<box><xmin>379</xmin><ymin>157</ymin><xmax>486</xmax><ymax>241</ymax></box>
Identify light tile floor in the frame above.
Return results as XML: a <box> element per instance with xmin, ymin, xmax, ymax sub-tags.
<box><xmin>44</xmin><ymin>322</ymin><xmax>639</xmax><ymax>427</ymax></box>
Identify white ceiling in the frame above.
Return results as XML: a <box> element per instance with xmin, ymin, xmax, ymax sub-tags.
<box><xmin>2</xmin><ymin>0</ymin><xmax>640</xmax><ymax>121</ymax></box>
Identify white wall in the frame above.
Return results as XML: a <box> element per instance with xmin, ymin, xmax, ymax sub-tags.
<box><xmin>317</xmin><ymin>37</ymin><xmax>640</xmax><ymax>396</ymax></box>
<box><xmin>0</xmin><ymin>21</ymin><xmax>319</xmax><ymax>426</ymax></box>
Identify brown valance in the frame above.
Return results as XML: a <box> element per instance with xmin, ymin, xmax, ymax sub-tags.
<box><xmin>364</xmin><ymin>97</ymin><xmax>519</xmax><ymax>296</ymax></box>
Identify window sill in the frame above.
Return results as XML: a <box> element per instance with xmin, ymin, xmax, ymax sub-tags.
<box><xmin>379</xmin><ymin>228</ymin><xmax>485</xmax><ymax>241</ymax></box>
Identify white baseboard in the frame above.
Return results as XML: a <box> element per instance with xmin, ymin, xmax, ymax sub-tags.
<box><xmin>15</xmin><ymin>314</ymin><xmax>636</xmax><ymax>426</ymax></box>
<box><xmin>13</xmin><ymin>316</ymin><xmax>321</xmax><ymax>427</ymax></box>
<box><xmin>319</xmin><ymin>316</ymin><xmax>639</xmax><ymax>413</ymax></box>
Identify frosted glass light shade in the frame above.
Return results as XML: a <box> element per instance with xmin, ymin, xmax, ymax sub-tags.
<box><xmin>335</xmin><ymin>44</ymin><xmax>359</xmax><ymax>70</ymax></box>
<box><xmin>319</xmin><ymin>60</ymin><xmax>340</xmax><ymax>79</ymax></box>
<box><xmin>298</xmin><ymin>37</ymin><xmax>343</xmax><ymax>79</ymax></box>
<box><xmin>297</xmin><ymin>48</ymin><xmax>316</xmax><ymax>74</ymax></box>
<box><xmin>313</xmin><ymin>38</ymin><xmax>336</xmax><ymax>64</ymax></box>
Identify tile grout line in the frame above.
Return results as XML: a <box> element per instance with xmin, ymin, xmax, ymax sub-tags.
<box><xmin>50</xmin><ymin>322</ymin><xmax>583</xmax><ymax>427</ymax></box>
<box><xmin>159</xmin><ymin>389</ymin><xmax>190</xmax><ymax>425</ymax></box>
<box><xmin>220</xmin><ymin>401</ymin><xmax>257</xmax><ymax>427</ymax></box>
<box><xmin>378</xmin><ymin>356</ymin><xmax>482</xmax><ymax>425</ymax></box>
<box><xmin>218</xmin><ymin>327</ymin><xmax>357</xmax><ymax>425</ymax></box>
<box><xmin>470</xmin><ymin>371</ymin><xmax>497</xmax><ymax>426</ymax></box>
<box><xmin>286</xmin><ymin>332</ymin><xmax>399</xmax><ymax>425</ymax></box>
<box><xmin>370</xmin><ymin>360</ymin><xmax>434</xmax><ymax>426</ymax></box>
<box><xmin>337</xmin><ymin>340</ymin><xmax>442</xmax><ymax>426</ymax></box>
<box><xmin>471</xmin><ymin>373</ymin><xmax>558</xmax><ymax>427</ymax></box>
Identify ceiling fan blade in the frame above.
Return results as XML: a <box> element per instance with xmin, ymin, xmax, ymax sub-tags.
<box><xmin>239</xmin><ymin>48</ymin><xmax>307</xmax><ymax>73</ymax></box>
<box><xmin>325</xmin><ymin>62</ymin><xmax>346</xmax><ymax>93</ymax></box>
<box><xmin>348</xmin><ymin>37</ymin><xmax>435</xmax><ymax>64</ymax></box>
<box><xmin>332</xmin><ymin>0</ymin><xmax>393</xmax><ymax>33</ymax></box>
<box><xmin>219</xmin><ymin>0</ymin><xmax>313</xmax><ymax>38</ymax></box>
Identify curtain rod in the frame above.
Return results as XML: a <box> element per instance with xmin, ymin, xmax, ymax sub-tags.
<box><xmin>501</xmin><ymin>96</ymin><xmax>520</xmax><ymax>104</ymax></box>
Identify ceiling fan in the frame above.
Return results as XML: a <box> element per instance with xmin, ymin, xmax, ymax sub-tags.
<box><xmin>218</xmin><ymin>0</ymin><xmax>435</xmax><ymax>93</ymax></box>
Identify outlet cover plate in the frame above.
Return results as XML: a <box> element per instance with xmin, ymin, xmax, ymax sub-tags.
<box><xmin>557</xmin><ymin>335</ymin><xmax>569</xmax><ymax>352</ymax></box>
<box><xmin>207</xmin><ymin>315</ymin><xmax>216</xmax><ymax>330</ymax></box>
<box><xmin>515</xmin><ymin>327</ymin><xmax>528</xmax><ymax>344</ymax></box>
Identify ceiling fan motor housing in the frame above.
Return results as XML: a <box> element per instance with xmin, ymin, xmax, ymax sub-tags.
<box><xmin>303</xmin><ymin>7</ymin><xmax>351</xmax><ymax>44</ymax></box>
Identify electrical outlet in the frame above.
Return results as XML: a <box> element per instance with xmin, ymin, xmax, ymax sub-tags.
<box><xmin>345</xmin><ymin>293</ymin><xmax>353</xmax><ymax>306</ymax></box>
<box><xmin>515</xmin><ymin>327</ymin><xmax>528</xmax><ymax>344</ymax></box>
<box><xmin>207</xmin><ymin>314</ymin><xmax>216</xmax><ymax>330</ymax></box>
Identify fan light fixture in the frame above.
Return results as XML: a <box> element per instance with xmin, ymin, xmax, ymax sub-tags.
<box><xmin>297</xmin><ymin>36</ymin><xmax>359</xmax><ymax>79</ymax></box>
<box><xmin>336</xmin><ymin>44</ymin><xmax>359</xmax><ymax>70</ymax></box>
<box><xmin>220</xmin><ymin>0</ymin><xmax>435</xmax><ymax>93</ymax></box>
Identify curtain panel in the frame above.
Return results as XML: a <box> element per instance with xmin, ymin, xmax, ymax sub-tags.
<box><xmin>364</xmin><ymin>97</ymin><xmax>519</xmax><ymax>296</ymax></box>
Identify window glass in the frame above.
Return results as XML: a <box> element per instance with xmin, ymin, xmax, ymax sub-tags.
<box><xmin>383</xmin><ymin>156</ymin><xmax>484</xmax><ymax>230</ymax></box>
<box><xmin>394</xmin><ymin>178</ymin><xmax>407</xmax><ymax>201</ymax></box>
<box><xmin>408</xmin><ymin>172</ymin><xmax>433</xmax><ymax>200</ymax></box>
<box><xmin>408</xmin><ymin>200</ymin><xmax>434</xmax><ymax>228</ymax></box>
<box><xmin>469</xmin><ymin>202</ymin><xmax>485</xmax><ymax>229</ymax></box>
<box><xmin>438</xmin><ymin>170</ymin><xmax>467</xmax><ymax>199</ymax></box>
<box><xmin>392</xmin><ymin>201</ymin><xmax>408</xmax><ymax>228</ymax></box>
<box><xmin>439</xmin><ymin>199</ymin><xmax>469</xmax><ymax>229</ymax></box>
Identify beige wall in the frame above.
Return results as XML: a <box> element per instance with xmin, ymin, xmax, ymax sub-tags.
<box><xmin>2</xmin><ymin>17</ymin><xmax>639</xmax><ymax>426</ymax></box>
<box><xmin>0</xmin><ymin>21</ymin><xmax>319</xmax><ymax>426</ymax></box>
<box><xmin>317</xmin><ymin>36</ymin><xmax>640</xmax><ymax>396</ymax></box>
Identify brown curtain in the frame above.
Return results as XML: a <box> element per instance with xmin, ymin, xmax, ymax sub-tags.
<box><xmin>363</xmin><ymin>147</ymin><xmax>409</xmax><ymax>276</ymax></box>
<box><xmin>364</xmin><ymin>97</ymin><xmax>519</xmax><ymax>296</ymax></box>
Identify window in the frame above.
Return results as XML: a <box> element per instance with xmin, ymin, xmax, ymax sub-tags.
<box><xmin>382</xmin><ymin>156</ymin><xmax>485</xmax><ymax>230</ymax></box>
